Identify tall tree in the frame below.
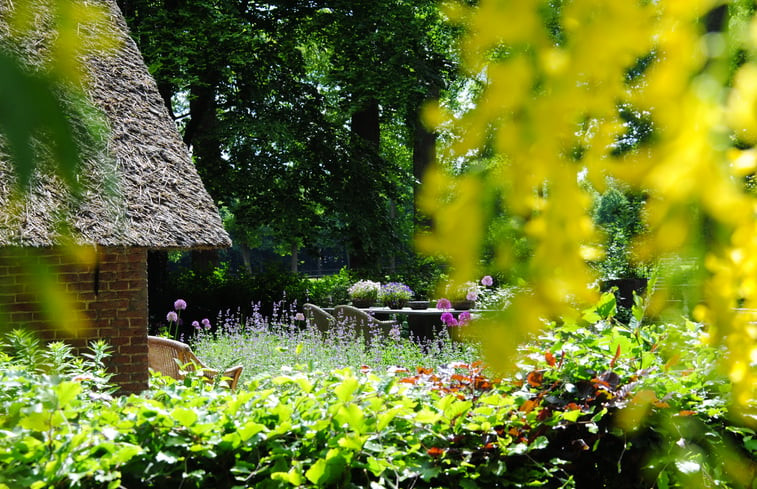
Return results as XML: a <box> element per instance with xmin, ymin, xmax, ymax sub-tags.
<box><xmin>310</xmin><ymin>0</ymin><xmax>456</xmax><ymax>269</ymax></box>
<box><xmin>119</xmin><ymin>0</ymin><xmax>457</xmax><ymax>272</ymax></box>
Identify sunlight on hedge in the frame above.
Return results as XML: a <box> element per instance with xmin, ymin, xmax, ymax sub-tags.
<box><xmin>419</xmin><ymin>0</ymin><xmax>756</xmax><ymax>424</ymax></box>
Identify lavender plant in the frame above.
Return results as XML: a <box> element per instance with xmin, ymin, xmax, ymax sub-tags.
<box><xmin>191</xmin><ymin>300</ymin><xmax>478</xmax><ymax>381</ymax></box>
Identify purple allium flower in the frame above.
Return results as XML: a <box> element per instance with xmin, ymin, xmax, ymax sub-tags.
<box><xmin>174</xmin><ymin>299</ymin><xmax>187</xmax><ymax>311</ymax></box>
<box><xmin>192</xmin><ymin>320</ymin><xmax>200</xmax><ymax>330</ymax></box>
<box><xmin>481</xmin><ymin>275</ymin><xmax>493</xmax><ymax>287</ymax></box>
<box><xmin>166</xmin><ymin>311</ymin><xmax>178</xmax><ymax>323</ymax></box>
<box><xmin>466</xmin><ymin>290</ymin><xmax>478</xmax><ymax>301</ymax></box>
<box><xmin>458</xmin><ymin>311</ymin><xmax>471</xmax><ymax>325</ymax></box>
<box><xmin>436</xmin><ymin>298</ymin><xmax>451</xmax><ymax>310</ymax></box>
<box><xmin>440</xmin><ymin>311</ymin><xmax>455</xmax><ymax>325</ymax></box>
<box><xmin>201</xmin><ymin>318</ymin><xmax>211</xmax><ymax>329</ymax></box>
<box><xmin>295</xmin><ymin>312</ymin><xmax>305</xmax><ymax>321</ymax></box>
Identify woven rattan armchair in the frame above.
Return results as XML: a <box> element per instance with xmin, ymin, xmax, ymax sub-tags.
<box><xmin>333</xmin><ymin>304</ymin><xmax>397</xmax><ymax>342</ymax></box>
<box><xmin>303</xmin><ymin>303</ymin><xmax>336</xmax><ymax>334</ymax></box>
<box><xmin>147</xmin><ymin>336</ymin><xmax>243</xmax><ymax>389</ymax></box>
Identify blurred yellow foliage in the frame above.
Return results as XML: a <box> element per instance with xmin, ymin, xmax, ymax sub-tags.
<box><xmin>7</xmin><ymin>0</ymin><xmax>118</xmax><ymax>84</ymax></box>
<box><xmin>0</xmin><ymin>1</ymin><xmax>115</xmax><ymax>335</ymax></box>
<box><xmin>420</xmin><ymin>0</ymin><xmax>756</xmax><ymax>422</ymax></box>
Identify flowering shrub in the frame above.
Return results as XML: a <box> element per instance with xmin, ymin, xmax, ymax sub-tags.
<box><xmin>378</xmin><ymin>282</ymin><xmax>413</xmax><ymax>308</ymax></box>
<box><xmin>347</xmin><ymin>280</ymin><xmax>380</xmax><ymax>302</ymax></box>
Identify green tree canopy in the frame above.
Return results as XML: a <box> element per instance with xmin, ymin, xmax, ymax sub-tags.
<box><xmin>119</xmin><ymin>0</ymin><xmax>458</xmax><ymax>272</ymax></box>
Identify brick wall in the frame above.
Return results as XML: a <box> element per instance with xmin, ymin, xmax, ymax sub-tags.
<box><xmin>0</xmin><ymin>246</ymin><xmax>149</xmax><ymax>393</ymax></box>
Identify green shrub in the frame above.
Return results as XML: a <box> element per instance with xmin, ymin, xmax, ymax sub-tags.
<box><xmin>306</xmin><ymin>267</ymin><xmax>353</xmax><ymax>306</ymax></box>
<box><xmin>1</xmin><ymin>297</ymin><xmax>754</xmax><ymax>488</ymax></box>
<box><xmin>157</xmin><ymin>263</ymin><xmax>310</xmax><ymax>329</ymax></box>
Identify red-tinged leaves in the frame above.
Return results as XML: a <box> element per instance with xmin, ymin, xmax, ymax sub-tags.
<box><xmin>678</xmin><ymin>410</ymin><xmax>697</xmax><ymax>416</ymax></box>
<box><xmin>427</xmin><ymin>447</ymin><xmax>444</xmax><ymax>457</ymax></box>
<box><xmin>598</xmin><ymin>371</ymin><xmax>620</xmax><ymax>390</ymax></box>
<box><xmin>610</xmin><ymin>344</ymin><xmax>621</xmax><ymax>368</ymax></box>
<box><xmin>654</xmin><ymin>400</ymin><xmax>671</xmax><ymax>409</ymax></box>
<box><xmin>473</xmin><ymin>376</ymin><xmax>492</xmax><ymax>390</ymax></box>
<box><xmin>593</xmin><ymin>378</ymin><xmax>612</xmax><ymax>390</ymax></box>
<box><xmin>545</xmin><ymin>351</ymin><xmax>556</xmax><ymax>367</ymax></box>
<box><xmin>520</xmin><ymin>399</ymin><xmax>539</xmax><ymax>413</ymax></box>
<box><xmin>417</xmin><ymin>367</ymin><xmax>434</xmax><ymax>375</ymax></box>
<box><xmin>537</xmin><ymin>408</ymin><xmax>551</xmax><ymax>421</ymax></box>
<box><xmin>527</xmin><ymin>370</ymin><xmax>544</xmax><ymax>387</ymax></box>
<box><xmin>399</xmin><ymin>376</ymin><xmax>419</xmax><ymax>384</ymax></box>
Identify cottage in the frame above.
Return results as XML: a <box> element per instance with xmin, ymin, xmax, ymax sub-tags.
<box><xmin>0</xmin><ymin>0</ymin><xmax>231</xmax><ymax>392</ymax></box>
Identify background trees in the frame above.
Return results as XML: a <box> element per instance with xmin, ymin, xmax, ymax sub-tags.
<box><xmin>117</xmin><ymin>0</ymin><xmax>457</xmax><ymax>274</ymax></box>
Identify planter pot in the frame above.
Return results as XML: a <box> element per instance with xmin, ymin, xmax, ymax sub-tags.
<box><xmin>408</xmin><ymin>300</ymin><xmax>430</xmax><ymax>310</ymax></box>
<box><xmin>451</xmin><ymin>300</ymin><xmax>475</xmax><ymax>310</ymax></box>
<box><xmin>351</xmin><ymin>298</ymin><xmax>374</xmax><ymax>308</ymax></box>
<box><xmin>384</xmin><ymin>299</ymin><xmax>408</xmax><ymax>310</ymax></box>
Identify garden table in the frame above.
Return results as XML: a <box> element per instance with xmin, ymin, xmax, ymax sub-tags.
<box><xmin>324</xmin><ymin>306</ymin><xmax>483</xmax><ymax>341</ymax></box>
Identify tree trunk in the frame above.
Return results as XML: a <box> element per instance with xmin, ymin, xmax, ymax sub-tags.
<box><xmin>240</xmin><ymin>243</ymin><xmax>252</xmax><ymax>274</ymax></box>
<box><xmin>182</xmin><ymin>67</ymin><xmax>227</xmax><ymax>202</ymax></box>
<box><xmin>351</xmin><ymin>98</ymin><xmax>380</xmax><ymax>147</ymax></box>
<box><xmin>412</xmin><ymin>89</ymin><xmax>438</xmax><ymax>231</ymax></box>
<box><xmin>348</xmin><ymin>98</ymin><xmax>380</xmax><ymax>270</ymax></box>
<box><xmin>290</xmin><ymin>244</ymin><xmax>299</xmax><ymax>273</ymax></box>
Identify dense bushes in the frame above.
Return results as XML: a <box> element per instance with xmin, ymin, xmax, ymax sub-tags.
<box><xmin>156</xmin><ymin>258</ymin><xmax>448</xmax><ymax>332</ymax></box>
<box><xmin>160</xmin><ymin>263</ymin><xmax>311</xmax><ymax>326</ymax></box>
<box><xmin>1</xmin><ymin>295</ymin><xmax>755</xmax><ymax>488</ymax></box>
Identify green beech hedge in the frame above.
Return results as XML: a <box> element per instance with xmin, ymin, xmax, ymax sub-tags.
<box><xmin>0</xmin><ymin>295</ymin><xmax>755</xmax><ymax>488</ymax></box>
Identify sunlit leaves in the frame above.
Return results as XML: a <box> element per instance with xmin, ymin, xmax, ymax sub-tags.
<box><xmin>421</xmin><ymin>0</ymin><xmax>757</xmax><ymax>420</ymax></box>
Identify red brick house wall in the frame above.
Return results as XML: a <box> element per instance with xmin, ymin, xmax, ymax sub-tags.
<box><xmin>0</xmin><ymin>246</ymin><xmax>149</xmax><ymax>393</ymax></box>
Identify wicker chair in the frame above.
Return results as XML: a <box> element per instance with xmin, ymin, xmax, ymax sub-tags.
<box><xmin>303</xmin><ymin>303</ymin><xmax>336</xmax><ymax>334</ymax></box>
<box><xmin>333</xmin><ymin>304</ymin><xmax>397</xmax><ymax>342</ymax></box>
<box><xmin>147</xmin><ymin>336</ymin><xmax>243</xmax><ymax>389</ymax></box>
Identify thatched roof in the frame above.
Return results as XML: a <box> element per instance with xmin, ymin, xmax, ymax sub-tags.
<box><xmin>0</xmin><ymin>0</ymin><xmax>231</xmax><ymax>249</ymax></box>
